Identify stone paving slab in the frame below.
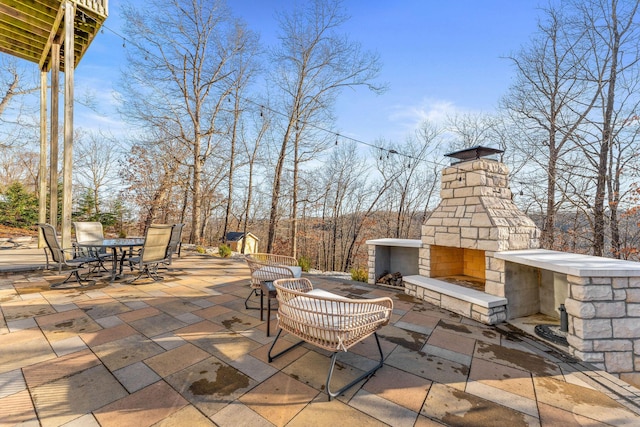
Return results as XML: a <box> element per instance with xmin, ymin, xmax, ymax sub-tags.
<box><xmin>1</xmin><ymin>253</ymin><xmax>640</xmax><ymax>426</ymax></box>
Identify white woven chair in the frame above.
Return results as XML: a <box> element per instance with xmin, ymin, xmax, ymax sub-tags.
<box><xmin>268</xmin><ymin>277</ymin><xmax>393</xmax><ymax>400</ymax></box>
<box><xmin>245</xmin><ymin>257</ymin><xmax>295</xmax><ymax>335</ymax></box>
<box><xmin>244</xmin><ymin>253</ymin><xmax>298</xmax><ymax>310</ymax></box>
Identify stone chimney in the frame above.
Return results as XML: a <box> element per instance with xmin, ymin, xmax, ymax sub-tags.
<box><xmin>419</xmin><ymin>147</ymin><xmax>540</xmax><ymax>301</ymax></box>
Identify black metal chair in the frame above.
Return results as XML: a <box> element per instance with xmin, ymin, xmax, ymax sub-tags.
<box><xmin>38</xmin><ymin>223</ymin><xmax>99</xmax><ymax>288</ymax></box>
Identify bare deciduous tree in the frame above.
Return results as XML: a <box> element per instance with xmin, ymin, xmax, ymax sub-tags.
<box><xmin>266</xmin><ymin>0</ymin><xmax>385</xmax><ymax>255</ymax></box>
<box><xmin>574</xmin><ymin>0</ymin><xmax>640</xmax><ymax>256</ymax></box>
<box><xmin>120</xmin><ymin>0</ymin><xmax>253</xmax><ymax>244</ymax></box>
<box><xmin>74</xmin><ymin>130</ymin><xmax>120</xmax><ymax>218</ymax></box>
<box><xmin>502</xmin><ymin>4</ymin><xmax>598</xmax><ymax>249</ymax></box>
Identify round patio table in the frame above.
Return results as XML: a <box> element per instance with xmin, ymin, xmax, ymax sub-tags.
<box><xmin>76</xmin><ymin>238</ymin><xmax>144</xmax><ymax>282</ymax></box>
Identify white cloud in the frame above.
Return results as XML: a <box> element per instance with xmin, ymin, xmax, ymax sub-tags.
<box><xmin>388</xmin><ymin>98</ymin><xmax>458</xmax><ymax>130</ymax></box>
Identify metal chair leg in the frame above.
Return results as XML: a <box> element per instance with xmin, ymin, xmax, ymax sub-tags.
<box><xmin>326</xmin><ymin>332</ymin><xmax>384</xmax><ymax>401</ymax></box>
<box><xmin>50</xmin><ymin>268</ymin><xmax>96</xmax><ymax>288</ymax></box>
<box><xmin>267</xmin><ymin>329</ymin><xmax>306</xmax><ymax>363</ymax></box>
<box><xmin>244</xmin><ymin>288</ymin><xmax>260</xmax><ymax>310</ymax></box>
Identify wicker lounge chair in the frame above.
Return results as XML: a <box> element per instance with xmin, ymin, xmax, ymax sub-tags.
<box><xmin>245</xmin><ymin>257</ymin><xmax>296</xmax><ymax>335</ymax></box>
<box><xmin>38</xmin><ymin>223</ymin><xmax>99</xmax><ymax>287</ymax></box>
<box><xmin>244</xmin><ymin>253</ymin><xmax>299</xmax><ymax>310</ymax></box>
<box><xmin>268</xmin><ymin>277</ymin><xmax>393</xmax><ymax>400</ymax></box>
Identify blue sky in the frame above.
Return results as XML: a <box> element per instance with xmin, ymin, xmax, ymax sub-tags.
<box><xmin>71</xmin><ymin>0</ymin><xmax>545</xmax><ymax>144</ymax></box>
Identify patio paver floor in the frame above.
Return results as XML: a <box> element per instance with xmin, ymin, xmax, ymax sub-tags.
<box><xmin>1</xmin><ymin>252</ymin><xmax>640</xmax><ymax>426</ymax></box>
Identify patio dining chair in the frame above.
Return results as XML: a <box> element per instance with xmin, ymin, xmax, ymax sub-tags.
<box><xmin>127</xmin><ymin>224</ymin><xmax>174</xmax><ymax>283</ymax></box>
<box><xmin>73</xmin><ymin>221</ymin><xmax>112</xmax><ymax>272</ymax></box>
<box><xmin>269</xmin><ymin>277</ymin><xmax>393</xmax><ymax>400</ymax></box>
<box><xmin>165</xmin><ymin>223</ymin><xmax>184</xmax><ymax>266</ymax></box>
<box><xmin>38</xmin><ymin>223</ymin><xmax>100</xmax><ymax>288</ymax></box>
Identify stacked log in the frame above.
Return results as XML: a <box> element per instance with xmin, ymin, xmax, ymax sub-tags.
<box><xmin>376</xmin><ymin>271</ymin><xmax>403</xmax><ymax>287</ymax></box>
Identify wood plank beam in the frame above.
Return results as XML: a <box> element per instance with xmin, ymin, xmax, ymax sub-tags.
<box><xmin>39</xmin><ymin>2</ymin><xmax>64</xmax><ymax>69</ymax></box>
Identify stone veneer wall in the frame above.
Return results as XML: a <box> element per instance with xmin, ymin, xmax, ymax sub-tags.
<box><xmin>420</xmin><ymin>158</ymin><xmax>539</xmax><ymax>306</ymax></box>
<box><xmin>565</xmin><ymin>274</ymin><xmax>640</xmax><ymax>387</ymax></box>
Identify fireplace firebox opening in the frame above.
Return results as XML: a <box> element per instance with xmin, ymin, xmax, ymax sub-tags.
<box><xmin>429</xmin><ymin>245</ymin><xmax>486</xmax><ymax>291</ymax></box>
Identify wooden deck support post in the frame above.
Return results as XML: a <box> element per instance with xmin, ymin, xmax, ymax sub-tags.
<box><xmin>38</xmin><ymin>70</ymin><xmax>48</xmax><ymax>248</ymax></box>
<box><xmin>61</xmin><ymin>0</ymin><xmax>76</xmax><ymax>250</ymax></box>
<box><xmin>49</xmin><ymin>43</ymin><xmax>60</xmax><ymax>230</ymax></box>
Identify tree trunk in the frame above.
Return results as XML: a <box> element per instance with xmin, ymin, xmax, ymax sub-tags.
<box><xmin>593</xmin><ymin>4</ymin><xmax>620</xmax><ymax>256</ymax></box>
<box><xmin>191</xmin><ymin>139</ymin><xmax>203</xmax><ymax>245</ymax></box>
<box><xmin>542</xmin><ymin>143</ymin><xmax>558</xmax><ymax>249</ymax></box>
<box><xmin>608</xmin><ymin>144</ymin><xmax>621</xmax><ymax>258</ymax></box>
<box><xmin>290</xmin><ymin>130</ymin><xmax>300</xmax><ymax>258</ymax></box>
<box><xmin>223</xmin><ymin>94</ymin><xmax>240</xmax><ymax>245</ymax></box>
<box><xmin>267</xmin><ymin>122</ymin><xmax>294</xmax><ymax>253</ymax></box>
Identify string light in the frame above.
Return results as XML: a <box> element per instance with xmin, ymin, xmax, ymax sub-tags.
<box><xmin>94</xmin><ymin>19</ymin><xmax>439</xmax><ymax>167</ymax></box>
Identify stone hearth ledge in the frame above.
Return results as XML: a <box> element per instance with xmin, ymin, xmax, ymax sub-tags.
<box><xmin>403</xmin><ymin>275</ymin><xmax>507</xmax><ymax>324</ymax></box>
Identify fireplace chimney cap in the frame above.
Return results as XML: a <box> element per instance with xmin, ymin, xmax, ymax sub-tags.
<box><xmin>445</xmin><ymin>146</ymin><xmax>504</xmax><ymax>164</ymax></box>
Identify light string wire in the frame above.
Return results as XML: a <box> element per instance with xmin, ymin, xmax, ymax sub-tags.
<box><xmin>90</xmin><ymin>13</ymin><xmax>531</xmax><ymax>192</ymax></box>
<box><xmin>93</xmin><ymin>17</ymin><xmax>430</xmax><ymax>164</ymax></box>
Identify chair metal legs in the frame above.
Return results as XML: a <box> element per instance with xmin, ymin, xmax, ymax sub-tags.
<box><xmin>127</xmin><ymin>263</ymin><xmax>164</xmax><ymax>284</ymax></box>
<box><xmin>268</xmin><ymin>329</ymin><xmax>306</xmax><ymax>362</ymax></box>
<box><xmin>268</xmin><ymin>330</ymin><xmax>385</xmax><ymax>401</ymax></box>
<box><xmin>50</xmin><ymin>268</ymin><xmax>96</xmax><ymax>288</ymax></box>
<box><xmin>244</xmin><ymin>287</ymin><xmax>260</xmax><ymax>310</ymax></box>
<box><xmin>326</xmin><ymin>332</ymin><xmax>384</xmax><ymax>401</ymax></box>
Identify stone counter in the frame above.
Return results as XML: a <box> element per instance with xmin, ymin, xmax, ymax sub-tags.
<box><xmin>497</xmin><ymin>249</ymin><xmax>640</xmax><ymax>388</ymax></box>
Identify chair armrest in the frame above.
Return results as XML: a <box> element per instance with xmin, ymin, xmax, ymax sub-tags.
<box><xmin>273</xmin><ymin>277</ymin><xmax>313</xmax><ymax>293</ymax></box>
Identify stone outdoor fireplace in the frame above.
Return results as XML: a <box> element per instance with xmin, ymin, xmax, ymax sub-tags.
<box><xmin>370</xmin><ymin>146</ymin><xmax>541</xmax><ymax>324</ymax></box>
<box><xmin>419</xmin><ymin>147</ymin><xmax>539</xmax><ymax>304</ymax></box>
<box><xmin>369</xmin><ymin>146</ymin><xmax>640</xmax><ymax>385</ymax></box>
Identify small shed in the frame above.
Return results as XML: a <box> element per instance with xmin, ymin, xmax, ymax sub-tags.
<box><xmin>225</xmin><ymin>232</ymin><xmax>259</xmax><ymax>254</ymax></box>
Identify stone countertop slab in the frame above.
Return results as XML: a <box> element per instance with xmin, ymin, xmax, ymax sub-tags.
<box><xmin>496</xmin><ymin>249</ymin><xmax>640</xmax><ymax>278</ymax></box>
<box><xmin>366</xmin><ymin>239</ymin><xmax>422</xmax><ymax>248</ymax></box>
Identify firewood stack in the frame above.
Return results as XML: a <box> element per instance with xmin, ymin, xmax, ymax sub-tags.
<box><xmin>376</xmin><ymin>271</ymin><xmax>403</xmax><ymax>287</ymax></box>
